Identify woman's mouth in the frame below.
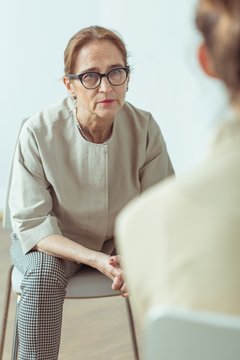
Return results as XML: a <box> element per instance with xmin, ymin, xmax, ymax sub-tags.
<box><xmin>98</xmin><ymin>99</ymin><xmax>115</xmax><ymax>105</ymax></box>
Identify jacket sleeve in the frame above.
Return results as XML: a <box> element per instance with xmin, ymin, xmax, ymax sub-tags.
<box><xmin>140</xmin><ymin>114</ymin><xmax>174</xmax><ymax>192</ymax></box>
<box><xmin>9</xmin><ymin>125</ymin><xmax>62</xmax><ymax>254</ymax></box>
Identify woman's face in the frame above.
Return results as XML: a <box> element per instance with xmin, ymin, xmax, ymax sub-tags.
<box><xmin>65</xmin><ymin>40</ymin><xmax>129</xmax><ymax>123</ymax></box>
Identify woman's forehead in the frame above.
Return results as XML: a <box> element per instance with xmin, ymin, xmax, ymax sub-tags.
<box><xmin>74</xmin><ymin>40</ymin><xmax>125</xmax><ymax>72</ymax></box>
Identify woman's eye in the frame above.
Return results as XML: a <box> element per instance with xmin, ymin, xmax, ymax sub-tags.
<box><xmin>111</xmin><ymin>68</ymin><xmax>122</xmax><ymax>75</ymax></box>
<box><xmin>83</xmin><ymin>73</ymin><xmax>98</xmax><ymax>82</ymax></box>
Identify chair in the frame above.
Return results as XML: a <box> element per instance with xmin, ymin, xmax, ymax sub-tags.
<box><xmin>143</xmin><ymin>305</ymin><xmax>240</xmax><ymax>360</ymax></box>
<box><xmin>0</xmin><ymin>119</ymin><xmax>139</xmax><ymax>360</ymax></box>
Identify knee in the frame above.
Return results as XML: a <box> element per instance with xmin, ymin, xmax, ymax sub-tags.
<box><xmin>22</xmin><ymin>252</ymin><xmax>68</xmax><ymax>291</ymax></box>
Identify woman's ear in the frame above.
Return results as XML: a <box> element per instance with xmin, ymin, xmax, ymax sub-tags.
<box><xmin>63</xmin><ymin>76</ymin><xmax>76</xmax><ymax>98</ymax></box>
<box><xmin>126</xmin><ymin>79</ymin><xmax>129</xmax><ymax>92</ymax></box>
<box><xmin>198</xmin><ymin>42</ymin><xmax>219</xmax><ymax>79</ymax></box>
<box><xmin>63</xmin><ymin>76</ymin><xmax>70</xmax><ymax>89</ymax></box>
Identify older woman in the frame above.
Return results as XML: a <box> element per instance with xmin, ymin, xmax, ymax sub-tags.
<box><xmin>9</xmin><ymin>26</ymin><xmax>174</xmax><ymax>359</ymax></box>
<box><xmin>116</xmin><ymin>0</ymin><xmax>240</xmax><ymax>324</ymax></box>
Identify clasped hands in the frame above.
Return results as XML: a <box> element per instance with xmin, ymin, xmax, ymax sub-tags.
<box><xmin>109</xmin><ymin>255</ymin><xmax>128</xmax><ymax>297</ymax></box>
<box><xmin>94</xmin><ymin>253</ymin><xmax>128</xmax><ymax>297</ymax></box>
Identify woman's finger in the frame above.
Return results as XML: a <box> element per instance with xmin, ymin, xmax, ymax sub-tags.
<box><xmin>120</xmin><ymin>282</ymin><xmax>128</xmax><ymax>297</ymax></box>
<box><xmin>109</xmin><ymin>255</ymin><xmax>121</xmax><ymax>267</ymax></box>
<box><xmin>112</xmin><ymin>275</ymin><xmax>124</xmax><ymax>290</ymax></box>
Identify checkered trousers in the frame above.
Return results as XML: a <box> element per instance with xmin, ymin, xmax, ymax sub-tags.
<box><xmin>10</xmin><ymin>233</ymin><xmax>81</xmax><ymax>360</ymax></box>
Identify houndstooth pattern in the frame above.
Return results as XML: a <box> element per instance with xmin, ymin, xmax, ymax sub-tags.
<box><xmin>10</xmin><ymin>233</ymin><xmax>81</xmax><ymax>360</ymax></box>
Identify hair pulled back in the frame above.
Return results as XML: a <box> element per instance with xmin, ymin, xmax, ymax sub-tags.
<box><xmin>64</xmin><ymin>26</ymin><xmax>128</xmax><ymax>75</ymax></box>
<box><xmin>196</xmin><ymin>0</ymin><xmax>240</xmax><ymax>108</ymax></box>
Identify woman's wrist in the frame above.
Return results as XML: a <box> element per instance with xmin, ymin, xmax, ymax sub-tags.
<box><xmin>85</xmin><ymin>250</ymin><xmax>108</xmax><ymax>269</ymax></box>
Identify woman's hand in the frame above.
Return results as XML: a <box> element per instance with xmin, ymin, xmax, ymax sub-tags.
<box><xmin>109</xmin><ymin>255</ymin><xmax>121</xmax><ymax>267</ymax></box>
<box><xmin>91</xmin><ymin>252</ymin><xmax>128</xmax><ymax>296</ymax></box>
<box><xmin>109</xmin><ymin>255</ymin><xmax>128</xmax><ymax>297</ymax></box>
<box><xmin>35</xmin><ymin>235</ymin><xmax>128</xmax><ymax>296</ymax></box>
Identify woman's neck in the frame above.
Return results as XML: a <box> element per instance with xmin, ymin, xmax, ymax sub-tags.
<box><xmin>74</xmin><ymin>106</ymin><xmax>113</xmax><ymax>144</ymax></box>
<box><xmin>79</xmin><ymin>121</ymin><xmax>113</xmax><ymax>144</ymax></box>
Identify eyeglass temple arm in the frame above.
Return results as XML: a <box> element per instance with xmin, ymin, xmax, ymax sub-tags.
<box><xmin>67</xmin><ymin>74</ymin><xmax>79</xmax><ymax>79</ymax></box>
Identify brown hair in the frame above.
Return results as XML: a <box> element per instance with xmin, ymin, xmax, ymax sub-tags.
<box><xmin>64</xmin><ymin>26</ymin><xmax>128</xmax><ymax>75</ymax></box>
<box><xmin>196</xmin><ymin>0</ymin><xmax>240</xmax><ymax>109</ymax></box>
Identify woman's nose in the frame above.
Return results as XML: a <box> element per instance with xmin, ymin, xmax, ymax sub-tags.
<box><xmin>99</xmin><ymin>76</ymin><xmax>112</xmax><ymax>91</ymax></box>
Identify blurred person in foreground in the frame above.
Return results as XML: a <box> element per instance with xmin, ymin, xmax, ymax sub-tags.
<box><xmin>116</xmin><ymin>0</ymin><xmax>240</xmax><ymax>324</ymax></box>
<box><xmin>9</xmin><ymin>25</ymin><xmax>173</xmax><ymax>359</ymax></box>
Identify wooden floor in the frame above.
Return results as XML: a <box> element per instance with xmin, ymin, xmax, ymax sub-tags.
<box><xmin>0</xmin><ymin>220</ymin><xmax>142</xmax><ymax>359</ymax></box>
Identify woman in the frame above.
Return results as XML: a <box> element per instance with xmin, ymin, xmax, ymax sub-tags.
<box><xmin>116</xmin><ymin>0</ymin><xmax>240</xmax><ymax>324</ymax></box>
<box><xmin>9</xmin><ymin>26</ymin><xmax>174</xmax><ymax>359</ymax></box>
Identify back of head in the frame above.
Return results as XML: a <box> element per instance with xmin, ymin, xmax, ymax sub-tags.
<box><xmin>196</xmin><ymin>0</ymin><xmax>240</xmax><ymax>112</ymax></box>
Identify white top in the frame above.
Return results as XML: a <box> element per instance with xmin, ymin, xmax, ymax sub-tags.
<box><xmin>116</xmin><ymin>118</ymin><xmax>240</xmax><ymax>322</ymax></box>
<box><xmin>9</xmin><ymin>97</ymin><xmax>174</xmax><ymax>254</ymax></box>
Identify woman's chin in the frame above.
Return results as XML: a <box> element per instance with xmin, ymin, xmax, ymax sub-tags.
<box><xmin>95</xmin><ymin>105</ymin><xmax>121</xmax><ymax>120</ymax></box>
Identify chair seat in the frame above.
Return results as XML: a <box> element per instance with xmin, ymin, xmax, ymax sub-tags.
<box><xmin>12</xmin><ymin>265</ymin><xmax>119</xmax><ymax>298</ymax></box>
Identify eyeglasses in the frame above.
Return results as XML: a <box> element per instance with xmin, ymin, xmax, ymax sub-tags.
<box><xmin>67</xmin><ymin>66</ymin><xmax>130</xmax><ymax>90</ymax></box>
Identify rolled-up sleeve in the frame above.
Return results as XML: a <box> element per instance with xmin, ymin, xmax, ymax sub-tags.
<box><xmin>9</xmin><ymin>126</ymin><xmax>62</xmax><ymax>254</ymax></box>
<box><xmin>140</xmin><ymin>114</ymin><xmax>174</xmax><ymax>192</ymax></box>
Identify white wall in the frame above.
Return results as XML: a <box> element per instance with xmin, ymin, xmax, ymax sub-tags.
<box><xmin>0</xmin><ymin>0</ymin><xmax>227</xmax><ymax>210</ymax></box>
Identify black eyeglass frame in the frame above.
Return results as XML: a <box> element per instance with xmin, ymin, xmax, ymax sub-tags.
<box><xmin>67</xmin><ymin>66</ymin><xmax>130</xmax><ymax>90</ymax></box>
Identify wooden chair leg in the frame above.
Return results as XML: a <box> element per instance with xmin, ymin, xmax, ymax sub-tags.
<box><xmin>0</xmin><ymin>265</ymin><xmax>13</xmax><ymax>360</ymax></box>
<box><xmin>125</xmin><ymin>297</ymin><xmax>139</xmax><ymax>360</ymax></box>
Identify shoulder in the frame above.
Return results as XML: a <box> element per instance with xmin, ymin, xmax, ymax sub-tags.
<box><xmin>117</xmin><ymin>147</ymin><xmax>236</xmax><ymax>237</ymax></box>
<box><xmin>19</xmin><ymin>97</ymin><xmax>73</xmax><ymax>145</ymax></box>
<box><xmin>26</xmin><ymin>97</ymin><xmax>72</xmax><ymax>130</ymax></box>
<box><xmin>206</xmin><ymin>118</ymin><xmax>240</xmax><ymax>159</ymax></box>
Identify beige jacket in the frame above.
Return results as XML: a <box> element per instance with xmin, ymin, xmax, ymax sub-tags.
<box><xmin>116</xmin><ymin>118</ymin><xmax>240</xmax><ymax>323</ymax></box>
<box><xmin>9</xmin><ymin>97</ymin><xmax>174</xmax><ymax>254</ymax></box>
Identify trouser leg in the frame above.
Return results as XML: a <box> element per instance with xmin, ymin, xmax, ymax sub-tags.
<box><xmin>10</xmin><ymin>234</ymin><xmax>80</xmax><ymax>360</ymax></box>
